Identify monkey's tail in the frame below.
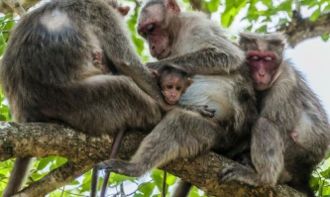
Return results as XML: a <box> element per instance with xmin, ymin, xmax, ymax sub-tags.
<box><xmin>3</xmin><ymin>157</ymin><xmax>33</xmax><ymax>197</ymax></box>
<box><xmin>172</xmin><ymin>180</ymin><xmax>191</xmax><ymax>197</ymax></box>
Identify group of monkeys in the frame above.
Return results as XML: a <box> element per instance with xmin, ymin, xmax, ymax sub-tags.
<box><xmin>0</xmin><ymin>0</ymin><xmax>329</xmax><ymax>196</ymax></box>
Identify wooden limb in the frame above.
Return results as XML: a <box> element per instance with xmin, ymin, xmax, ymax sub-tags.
<box><xmin>0</xmin><ymin>121</ymin><xmax>306</xmax><ymax>196</ymax></box>
<box><xmin>280</xmin><ymin>12</ymin><xmax>330</xmax><ymax>47</ymax></box>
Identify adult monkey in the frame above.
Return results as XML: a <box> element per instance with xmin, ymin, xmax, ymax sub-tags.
<box><xmin>221</xmin><ymin>32</ymin><xmax>330</xmax><ymax>197</ymax></box>
<box><xmin>0</xmin><ymin>0</ymin><xmax>167</xmax><ymax>196</ymax></box>
<box><xmin>98</xmin><ymin>0</ymin><xmax>256</xmax><ymax>196</ymax></box>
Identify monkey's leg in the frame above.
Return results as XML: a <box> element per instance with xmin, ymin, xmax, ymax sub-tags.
<box><xmin>100</xmin><ymin>129</ymin><xmax>125</xmax><ymax>197</ymax></box>
<box><xmin>221</xmin><ymin>117</ymin><xmax>284</xmax><ymax>186</ymax></box>
<box><xmin>3</xmin><ymin>157</ymin><xmax>32</xmax><ymax>197</ymax></box>
<box><xmin>99</xmin><ymin>108</ymin><xmax>218</xmax><ymax>177</ymax></box>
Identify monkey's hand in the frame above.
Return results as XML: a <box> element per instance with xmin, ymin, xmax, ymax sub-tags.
<box><xmin>97</xmin><ymin>159</ymin><xmax>144</xmax><ymax>177</ymax></box>
<box><xmin>219</xmin><ymin>163</ymin><xmax>260</xmax><ymax>186</ymax></box>
<box><xmin>183</xmin><ymin>105</ymin><xmax>216</xmax><ymax>118</ymax></box>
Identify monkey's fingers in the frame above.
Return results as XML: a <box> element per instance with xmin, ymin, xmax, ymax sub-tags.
<box><xmin>219</xmin><ymin>164</ymin><xmax>259</xmax><ymax>186</ymax></box>
<box><xmin>97</xmin><ymin>160</ymin><xmax>143</xmax><ymax>177</ymax></box>
<box><xmin>197</xmin><ymin>106</ymin><xmax>216</xmax><ymax>118</ymax></box>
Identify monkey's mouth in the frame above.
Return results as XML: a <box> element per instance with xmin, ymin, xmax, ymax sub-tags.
<box><xmin>165</xmin><ymin>98</ymin><xmax>177</xmax><ymax>105</ymax></box>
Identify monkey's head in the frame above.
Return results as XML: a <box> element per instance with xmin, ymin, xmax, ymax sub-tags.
<box><xmin>138</xmin><ymin>0</ymin><xmax>181</xmax><ymax>59</ymax></box>
<box><xmin>239</xmin><ymin>32</ymin><xmax>285</xmax><ymax>91</ymax></box>
<box><xmin>153</xmin><ymin>65</ymin><xmax>192</xmax><ymax>105</ymax></box>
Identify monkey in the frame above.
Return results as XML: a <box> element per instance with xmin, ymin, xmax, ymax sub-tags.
<box><xmin>97</xmin><ymin>1</ymin><xmax>256</xmax><ymax>196</ymax></box>
<box><xmin>153</xmin><ymin>64</ymin><xmax>217</xmax><ymax>119</ymax></box>
<box><xmin>0</xmin><ymin>0</ymin><xmax>169</xmax><ymax>196</ymax></box>
<box><xmin>154</xmin><ymin>65</ymin><xmax>192</xmax><ymax>105</ymax></box>
<box><xmin>220</xmin><ymin>32</ymin><xmax>330</xmax><ymax>197</ymax></box>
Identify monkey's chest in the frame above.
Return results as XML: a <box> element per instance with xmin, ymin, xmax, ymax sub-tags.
<box><xmin>179</xmin><ymin>75</ymin><xmax>236</xmax><ymax>120</ymax></box>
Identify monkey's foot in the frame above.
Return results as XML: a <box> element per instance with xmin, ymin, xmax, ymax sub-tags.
<box><xmin>219</xmin><ymin>163</ymin><xmax>260</xmax><ymax>186</ymax></box>
<box><xmin>97</xmin><ymin>159</ymin><xmax>144</xmax><ymax>177</ymax></box>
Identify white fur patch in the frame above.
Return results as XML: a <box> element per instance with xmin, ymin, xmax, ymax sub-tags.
<box><xmin>40</xmin><ymin>9</ymin><xmax>71</xmax><ymax>32</ymax></box>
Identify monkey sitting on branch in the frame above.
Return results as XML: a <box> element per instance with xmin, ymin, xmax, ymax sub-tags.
<box><xmin>152</xmin><ymin>64</ymin><xmax>216</xmax><ymax>117</ymax></box>
<box><xmin>220</xmin><ymin>32</ymin><xmax>330</xmax><ymax>197</ymax></box>
<box><xmin>98</xmin><ymin>0</ymin><xmax>256</xmax><ymax>194</ymax></box>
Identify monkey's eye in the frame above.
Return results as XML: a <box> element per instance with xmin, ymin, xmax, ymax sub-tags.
<box><xmin>264</xmin><ymin>56</ymin><xmax>273</xmax><ymax>61</ymax></box>
<box><xmin>250</xmin><ymin>56</ymin><xmax>259</xmax><ymax>60</ymax></box>
<box><xmin>146</xmin><ymin>24</ymin><xmax>155</xmax><ymax>34</ymax></box>
<box><xmin>176</xmin><ymin>87</ymin><xmax>182</xmax><ymax>91</ymax></box>
<box><xmin>166</xmin><ymin>85</ymin><xmax>174</xmax><ymax>89</ymax></box>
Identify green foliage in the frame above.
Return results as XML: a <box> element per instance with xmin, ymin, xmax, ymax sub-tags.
<box><xmin>0</xmin><ymin>0</ymin><xmax>329</xmax><ymax>196</ymax></box>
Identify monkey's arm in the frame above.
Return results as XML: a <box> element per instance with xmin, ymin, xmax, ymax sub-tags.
<box><xmin>147</xmin><ymin>26</ymin><xmax>245</xmax><ymax>75</ymax></box>
<box><xmin>95</xmin><ymin>10</ymin><xmax>165</xmax><ymax>106</ymax></box>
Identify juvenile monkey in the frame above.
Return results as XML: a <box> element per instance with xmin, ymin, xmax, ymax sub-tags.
<box><xmin>98</xmin><ymin>0</ymin><xmax>256</xmax><ymax>192</ymax></box>
<box><xmin>155</xmin><ymin>65</ymin><xmax>192</xmax><ymax>105</ymax></box>
<box><xmin>220</xmin><ymin>32</ymin><xmax>330</xmax><ymax>197</ymax></box>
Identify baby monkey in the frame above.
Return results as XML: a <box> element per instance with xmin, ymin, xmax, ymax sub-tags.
<box><xmin>153</xmin><ymin>64</ymin><xmax>215</xmax><ymax>118</ymax></box>
<box><xmin>154</xmin><ymin>65</ymin><xmax>192</xmax><ymax>105</ymax></box>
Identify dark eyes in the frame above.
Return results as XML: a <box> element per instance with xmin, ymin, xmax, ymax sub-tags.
<box><xmin>248</xmin><ymin>56</ymin><xmax>273</xmax><ymax>61</ymax></box>
<box><xmin>166</xmin><ymin>85</ymin><xmax>173</xmax><ymax>89</ymax></box>
<box><xmin>146</xmin><ymin>24</ymin><xmax>155</xmax><ymax>33</ymax></box>
<box><xmin>166</xmin><ymin>85</ymin><xmax>182</xmax><ymax>91</ymax></box>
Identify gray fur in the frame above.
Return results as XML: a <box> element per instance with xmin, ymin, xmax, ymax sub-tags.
<box><xmin>221</xmin><ymin>33</ymin><xmax>330</xmax><ymax>197</ymax></box>
<box><xmin>100</xmin><ymin>0</ymin><xmax>256</xmax><ymax>190</ymax></box>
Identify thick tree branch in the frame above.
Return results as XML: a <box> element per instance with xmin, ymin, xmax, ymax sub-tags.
<box><xmin>280</xmin><ymin>12</ymin><xmax>330</xmax><ymax>47</ymax></box>
<box><xmin>0</xmin><ymin>0</ymin><xmax>39</xmax><ymax>14</ymax></box>
<box><xmin>0</xmin><ymin>122</ymin><xmax>305</xmax><ymax>197</ymax></box>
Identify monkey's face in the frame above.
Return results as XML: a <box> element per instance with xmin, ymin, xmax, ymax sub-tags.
<box><xmin>246</xmin><ymin>50</ymin><xmax>280</xmax><ymax>91</ymax></box>
<box><xmin>160</xmin><ymin>75</ymin><xmax>185</xmax><ymax>105</ymax></box>
<box><xmin>138</xmin><ymin>4</ymin><xmax>174</xmax><ymax>59</ymax></box>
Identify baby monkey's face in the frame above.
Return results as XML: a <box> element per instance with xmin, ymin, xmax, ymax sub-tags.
<box><xmin>160</xmin><ymin>74</ymin><xmax>189</xmax><ymax>105</ymax></box>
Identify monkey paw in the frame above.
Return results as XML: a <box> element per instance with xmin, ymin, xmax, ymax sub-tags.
<box><xmin>97</xmin><ymin>160</ymin><xmax>144</xmax><ymax>177</ymax></box>
<box><xmin>219</xmin><ymin>164</ymin><xmax>259</xmax><ymax>186</ymax></box>
<box><xmin>200</xmin><ymin>105</ymin><xmax>216</xmax><ymax>118</ymax></box>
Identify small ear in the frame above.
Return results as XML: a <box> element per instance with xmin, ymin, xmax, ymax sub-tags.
<box><xmin>165</xmin><ymin>0</ymin><xmax>180</xmax><ymax>14</ymax></box>
<box><xmin>151</xmin><ymin>69</ymin><xmax>159</xmax><ymax>78</ymax></box>
<box><xmin>117</xmin><ymin>6</ymin><xmax>130</xmax><ymax>16</ymax></box>
<box><xmin>186</xmin><ymin>78</ymin><xmax>193</xmax><ymax>87</ymax></box>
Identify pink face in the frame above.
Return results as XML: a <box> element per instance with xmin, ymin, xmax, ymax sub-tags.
<box><xmin>161</xmin><ymin>75</ymin><xmax>185</xmax><ymax>105</ymax></box>
<box><xmin>138</xmin><ymin>4</ymin><xmax>171</xmax><ymax>59</ymax></box>
<box><xmin>247</xmin><ymin>50</ymin><xmax>279</xmax><ymax>91</ymax></box>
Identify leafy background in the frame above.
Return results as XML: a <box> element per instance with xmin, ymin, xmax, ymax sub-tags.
<box><xmin>0</xmin><ymin>0</ymin><xmax>329</xmax><ymax>196</ymax></box>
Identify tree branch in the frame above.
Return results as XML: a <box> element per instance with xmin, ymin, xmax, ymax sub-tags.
<box><xmin>0</xmin><ymin>122</ymin><xmax>305</xmax><ymax>197</ymax></box>
<box><xmin>280</xmin><ymin>12</ymin><xmax>330</xmax><ymax>47</ymax></box>
<box><xmin>0</xmin><ymin>0</ymin><xmax>39</xmax><ymax>14</ymax></box>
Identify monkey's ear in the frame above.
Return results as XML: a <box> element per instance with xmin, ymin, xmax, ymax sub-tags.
<box><xmin>117</xmin><ymin>6</ymin><xmax>130</xmax><ymax>16</ymax></box>
<box><xmin>165</xmin><ymin>0</ymin><xmax>180</xmax><ymax>14</ymax></box>
<box><xmin>186</xmin><ymin>78</ymin><xmax>193</xmax><ymax>87</ymax></box>
<box><xmin>151</xmin><ymin>69</ymin><xmax>159</xmax><ymax>78</ymax></box>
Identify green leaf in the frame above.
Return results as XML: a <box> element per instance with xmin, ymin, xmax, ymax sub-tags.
<box><xmin>206</xmin><ymin>0</ymin><xmax>220</xmax><ymax>13</ymax></box>
<box><xmin>321</xmin><ymin>33</ymin><xmax>330</xmax><ymax>41</ymax></box>
<box><xmin>137</xmin><ymin>182</ymin><xmax>155</xmax><ymax>196</ymax></box>
<box><xmin>151</xmin><ymin>169</ymin><xmax>165</xmax><ymax>192</ymax></box>
<box><xmin>310</xmin><ymin>8</ymin><xmax>321</xmax><ymax>22</ymax></box>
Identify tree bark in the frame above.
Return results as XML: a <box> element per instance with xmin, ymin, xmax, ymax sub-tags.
<box><xmin>279</xmin><ymin>12</ymin><xmax>330</xmax><ymax>47</ymax></box>
<box><xmin>0</xmin><ymin>122</ymin><xmax>305</xmax><ymax>197</ymax></box>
